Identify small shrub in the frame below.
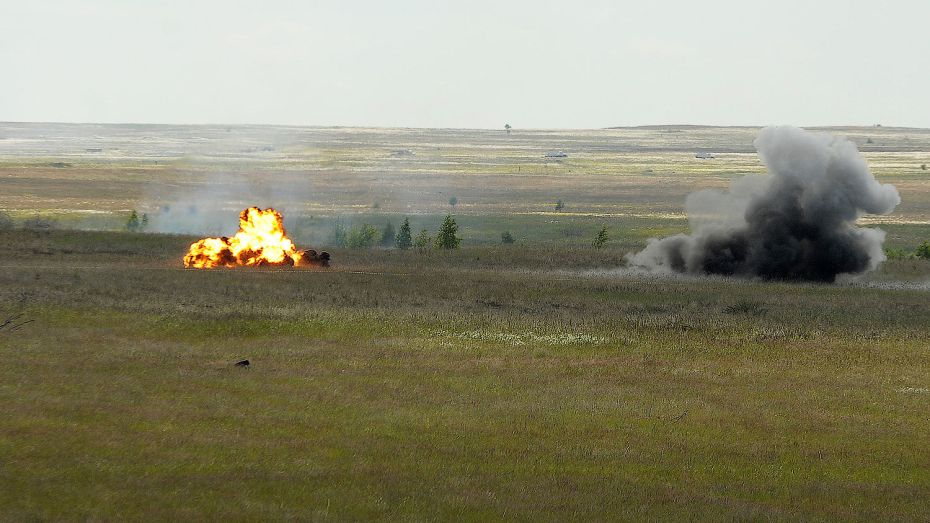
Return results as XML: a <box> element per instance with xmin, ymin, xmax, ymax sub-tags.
<box><xmin>915</xmin><ymin>241</ymin><xmax>930</xmax><ymax>260</ymax></box>
<box><xmin>126</xmin><ymin>210</ymin><xmax>141</xmax><ymax>232</ymax></box>
<box><xmin>884</xmin><ymin>247</ymin><xmax>910</xmax><ymax>260</ymax></box>
<box><xmin>345</xmin><ymin>224</ymin><xmax>378</xmax><ymax>249</ymax></box>
<box><xmin>414</xmin><ymin>229</ymin><xmax>432</xmax><ymax>250</ymax></box>
<box><xmin>922</xmin><ymin>164</ymin><xmax>927</xmax><ymax>171</ymax></box>
<box><xmin>555</xmin><ymin>199</ymin><xmax>564</xmax><ymax>212</ymax></box>
<box><xmin>501</xmin><ymin>231</ymin><xmax>515</xmax><ymax>244</ymax></box>
<box><xmin>0</xmin><ymin>211</ymin><xmax>13</xmax><ymax>230</ymax></box>
<box><xmin>592</xmin><ymin>226</ymin><xmax>609</xmax><ymax>249</ymax></box>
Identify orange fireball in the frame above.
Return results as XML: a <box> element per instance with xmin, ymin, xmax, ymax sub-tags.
<box><xmin>183</xmin><ymin>207</ymin><xmax>329</xmax><ymax>268</ymax></box>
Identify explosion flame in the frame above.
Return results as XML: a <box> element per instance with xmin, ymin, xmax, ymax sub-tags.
<box><xmin>183</xmin><ymin>207</ymin><xmax>329</xmax><ymax>268</ymax></box>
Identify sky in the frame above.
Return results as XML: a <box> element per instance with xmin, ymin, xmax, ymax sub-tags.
<box><xmin>1</xmin><ymin>0</ymin><xmax>929</xmax><ymax>129</ymax></box>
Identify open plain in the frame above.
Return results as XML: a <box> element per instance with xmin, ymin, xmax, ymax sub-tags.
<box><xmin>1</xmin><ymin>123</ymin><xmax>930</xmax><ymax>520</ymax></box>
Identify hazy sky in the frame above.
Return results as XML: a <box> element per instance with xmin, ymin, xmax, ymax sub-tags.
<box><xmin>2</xmin><ymin>0</ymin><xmax>929</xmax><ymax>128</ymax></box>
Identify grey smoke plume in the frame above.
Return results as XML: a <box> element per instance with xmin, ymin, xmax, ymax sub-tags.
<box><xmin>628</xmin><ymin>126</ymin><xmax>900</xmax><ymax>282</ymax></box>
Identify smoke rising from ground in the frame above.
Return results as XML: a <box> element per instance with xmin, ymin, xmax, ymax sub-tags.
<box><xmin>146</xmin><ymin>169</ymin><xmax>316</xmax><ymax>237</ymax></box>
<box><xmin>628</xmin><ymin>126</ymin><xmax>900</xmax><ymax>282</ymax></box>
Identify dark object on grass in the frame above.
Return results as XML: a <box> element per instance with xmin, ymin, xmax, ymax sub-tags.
<box><xmin>302</xmin><ymin>250</ymin><xmax>330</xmax><ymax>267</ymax></box>
<box><xmin>0</xmin><ymin>314</ymin><xmax>33</xmax><ymax>333</ymax></box>
<box><xmin>235</xmin><ymin>359</ymin><xmax>250</xmax><ymax>367</ymax></box>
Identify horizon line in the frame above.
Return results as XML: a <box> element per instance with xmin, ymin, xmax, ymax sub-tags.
<box><xmin>2</xmin><ymin>120</ymin><xmax>928</xmax><ymax>132</ymax></box>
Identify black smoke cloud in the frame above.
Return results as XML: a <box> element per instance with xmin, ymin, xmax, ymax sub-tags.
<box><xmin>628</xmin><ymin>126</ymin><xmax>900</xmax><ymax>282</ymax></box>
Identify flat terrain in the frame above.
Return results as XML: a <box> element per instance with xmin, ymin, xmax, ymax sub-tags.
<box><xmin>3</xmin><ymin>123</ymin><xmax>930</xmax><ymax>235</ymax></box>
<box><xmin>1</xmin><ymin>123</ymin><xmax>929</xmax><ymax>520</ymax></box>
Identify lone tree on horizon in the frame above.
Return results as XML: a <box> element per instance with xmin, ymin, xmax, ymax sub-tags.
<box><xmin>435</xmin><ymin>215</ymin><xmax>461</xmax><ymax>250</ymax></box>
<box><xmin>505</xmin><ymin>123</ymin><xmax>512</xmax><ymax>134</ymax></box>
<box><xmin>448</xmin><ymin>196</ymin><xmax>458</xmax><ymax>209</ymax></box>
<box><xmin>395</xmin><ymin>217</ymin><xmax>412</xmax><ymax>250</ymax></box>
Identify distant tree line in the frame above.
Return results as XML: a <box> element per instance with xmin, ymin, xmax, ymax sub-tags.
<box><xmin>330</xmin><ymin>215</ymin><xmax>462</xmax><ymax>251</ymax></box>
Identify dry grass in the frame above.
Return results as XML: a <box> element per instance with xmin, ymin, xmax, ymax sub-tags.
<box><xmin>3</xmin><ymin>124</ymin><xmax>930</xmax><ymax>221</ymax></box>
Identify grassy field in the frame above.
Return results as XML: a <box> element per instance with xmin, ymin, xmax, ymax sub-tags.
<box><xmin>1</xmin><ymin>124</ymin><xmax>930</xmax><ymax>520</ymax></box>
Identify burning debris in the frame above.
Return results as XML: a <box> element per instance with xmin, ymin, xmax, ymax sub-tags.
<box><xmin>628</xmin><ymin>126</ymin><xmax>900</xmax><ymax>282</ymax></box>
<box><xmin>183</xmin><ymin>207</ymin><xmax>329</xmax><ymax>268</ymax></box>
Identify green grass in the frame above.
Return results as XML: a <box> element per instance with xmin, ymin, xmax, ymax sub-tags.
<box><xmin>1</xmin><ymin>229</ymin><xmax>930</xmax><ymax>520</ymax></box>
<box><xmin>2</xmin><ymin>123</ymin><xmax>930</xmax><ymax>519</ymax></box>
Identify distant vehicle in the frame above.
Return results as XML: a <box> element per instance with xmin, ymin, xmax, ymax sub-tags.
<box><xmin>695</xmin><ymin>152</ymin><xmax>715</xmax><ymax>159</ymax></box>
<box><xmin>390</xmin><ymin>149</ymin><xmax>415</xmax><ymax>157</ymax></box>
<box><xmin>545</xmin><ymin>151</ymin><xmax>568</xmax><ymax>158</ymax></box>
<box><xmin>85</xmin><ymin>148</ymin><xmax>103</xmax><ymax>153</ymax></box>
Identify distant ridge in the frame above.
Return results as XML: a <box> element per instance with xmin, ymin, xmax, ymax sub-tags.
<box><xmin>608</xmin><ymin>124</ymin><xmax>930</xmax><ymax>132</ymax></box>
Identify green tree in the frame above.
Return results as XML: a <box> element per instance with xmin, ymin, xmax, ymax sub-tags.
<box><xmin>555</xmin><ymin>199</ymin><xmax>564</xmax><ymax>212</ymax></box>
<box><xmin>126</xmin><ymin>210</ymin><xmax>141</xmax><ymax>232</ymax></box>
<box><xmin>504</xmin><ymin>123</ymin><xmax>512</xmax><ymax>134</ymax></box>
<box><xmin>141</xmin><ymin>213</ymin><xmax>149</xmax><ymax>230</ymax></box>
<box><xmin>395</xmin><ymin>217</ymin><xmax>413</xmax><ymax>250</ymax></box>
<box><xmin>592</xmin><ymin>226</ymin><xmax>609</xmax><ymax>249</ymax></box>
<box><xmin>501</xmin><ymin>231</ymin><xmax>515</xmax><ymax>244</ymax></box>
<box><xmin>435</xmin><ymin>215</ymin><xmax>462</xmax><ymax>250</ymax></box>
<box><xmin>448</xmin><ymin>196</ymin><xmax>458</xmax><ymax>208</ymax></box>
<box><xmin>916</xmin><ymin>241</ymin><xmax>930</xmax><ymax>260</ymax></box>
<box><xmin>380</xmin><ymin>221</ymin><xmax>396</xmax><ymax>247</ymax></box>
<box><xmin>414</xmin><ymin>229</ymin><xmax>432</xmax><ymax>250</ymax></box>
<box><xmin>346</xmin><ymin>224</ymin><xmax>378</xmax><ymax>248</ymax></box>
